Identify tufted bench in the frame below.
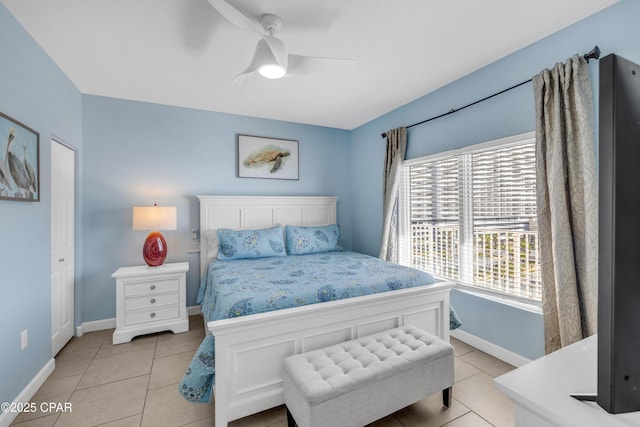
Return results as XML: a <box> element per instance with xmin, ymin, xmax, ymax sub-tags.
<box><xmin>282</xmin><ymin>325</ymin><xmax>455</xmax><ymax>427</ymax></box>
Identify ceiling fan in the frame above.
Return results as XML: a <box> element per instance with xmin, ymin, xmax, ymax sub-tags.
<box><xmin>207</xmin><ymin>0</ymin><xmax>356</xmax><ymax>84</ymax></box>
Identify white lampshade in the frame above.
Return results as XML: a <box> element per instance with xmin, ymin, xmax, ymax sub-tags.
<box><xmin>133</xmin><ymin>205</ymin><xmax>177</xmax><ymax>231</ymax></box>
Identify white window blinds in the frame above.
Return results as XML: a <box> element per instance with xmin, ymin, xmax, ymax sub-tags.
<box><xmin>399</xmin><ymin>133</ymin><xmax>541</xmax><ymax>301</ymax></box>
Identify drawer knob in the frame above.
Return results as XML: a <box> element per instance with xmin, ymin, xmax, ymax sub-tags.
<box><xmin>150</xmin><ymin>298</ymin><xmax>156</xmax><ymax>304</ymax></box>
<box><xmin>150</xmin><ymin>285</ymin><xmax>156</xmax><ymax>290</ymax></box>
<box><xmin>150</xmin><ymin>312</ymin><xmax>156</xmax><ymax>318</ymax></box>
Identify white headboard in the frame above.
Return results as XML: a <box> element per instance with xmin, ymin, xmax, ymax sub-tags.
<box><xmin>197</xmin><ymin>195</ymin><xmax>338</xmax><ymax>275</ymax></box>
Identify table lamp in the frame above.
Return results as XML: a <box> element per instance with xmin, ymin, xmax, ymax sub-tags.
<box><xmin>133</xmin><ymin>204</ymin><xmax>177</xmax><ymax>267</ymax></box>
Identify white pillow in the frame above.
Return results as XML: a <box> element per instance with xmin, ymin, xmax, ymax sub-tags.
<box><xmin>205</xmin><ymin>229</ymin><xmax>219</xmax><ymax>260</ymax></box>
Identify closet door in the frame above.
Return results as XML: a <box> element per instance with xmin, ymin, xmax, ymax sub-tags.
<box><xmin>51</xmin><ymin>140</ymin><xmax>75</xmax><ymax>356</ymax></box>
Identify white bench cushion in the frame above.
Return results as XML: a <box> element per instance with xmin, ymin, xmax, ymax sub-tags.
<box><xmin>283</xmin><ymin>325</ymin><xmax>454</xmax><ymax>427</ymax></box>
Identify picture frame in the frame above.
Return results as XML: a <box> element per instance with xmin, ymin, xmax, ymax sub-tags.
<box><xmin>237</xmin><ymin>134</ymin><xmax>299</xmax><ymax>180</ymax></box>
<box><xmin>0</xmin><ymin>112</ymin><xmax>39</xmax><ymax>202</ymax></box>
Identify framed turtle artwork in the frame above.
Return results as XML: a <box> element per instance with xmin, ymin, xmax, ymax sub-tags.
<box><xmin>0</xmin><ymin>112</ymin><xmax>39</xmax><ymax>202</ymax></box>
<box><xmin>237</xmin><ymin>134</ymin><xmax>299</xmax><ymax>180</ymax></box>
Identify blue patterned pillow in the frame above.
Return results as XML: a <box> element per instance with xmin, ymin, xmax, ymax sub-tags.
<box><xmin>285</xmin><ymin>224</ymin><xmax>341</xmax><ymax>255</ymax></box>
<box><xmin>217</xmin><ymin>226</ymin><xmax>286</xmax><ymax>260</ymax></box>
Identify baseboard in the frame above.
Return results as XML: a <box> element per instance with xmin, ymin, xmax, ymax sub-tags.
<box><xmin>76</xmin><ymin>317</ymin><xmax>115</xmax><ymax>337</ymax></box>
<box><xmin>0</xmin><ymin>359</ymin><xmax>55</xmax><ymax>427</ymax></box>
<box><xmin>451</xmin><ymin>329</ymin><xmax>531</xmax><ymax>368</ymax></box>
<box><xmin>187</xmin><ymin>305</ymin><xmax>201</xmax><ymax>316</ymax></box>
<box><xmin>75</xmin><ymin>306</ymin><xmax>202</xmax><ymax>336</ymax></box>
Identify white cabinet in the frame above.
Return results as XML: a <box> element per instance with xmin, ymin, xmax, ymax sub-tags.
<box><xmin>112</xmin><ymin>262</ymin><xmax>189</xmax><ymax>344</ymax></box>
<box><xmin>494</xmin><ymin>335</ymin><xmax>640</xmax><ymax>427</ymax></box>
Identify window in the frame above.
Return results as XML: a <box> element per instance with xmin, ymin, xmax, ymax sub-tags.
<box><xmin>399</xmin><ymin>133</ymin><xmax>541</xmax><ymax>301</ymax></box>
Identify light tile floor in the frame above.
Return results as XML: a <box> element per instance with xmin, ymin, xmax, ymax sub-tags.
<box><xmin>11</xmin><ymin>317</ymin><xmax>515</xmax><ymax>427</ymax></box>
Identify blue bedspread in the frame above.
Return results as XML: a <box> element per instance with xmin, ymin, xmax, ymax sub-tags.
<box><xmin>179</xmin><ymin>251</ymin><xmax>461</xmax><ymax>403</ymax></box>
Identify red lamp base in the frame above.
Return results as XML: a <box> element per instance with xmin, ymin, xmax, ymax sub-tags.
<box><xmin>143</xmin><ymin>231</ymin><xmax>167</xmax><ymax>267</ymax></box>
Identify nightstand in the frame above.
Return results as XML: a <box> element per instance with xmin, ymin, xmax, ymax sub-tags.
<box><xmin>112</xmin><ymin>262</ymin><xmax>189</xmax><ymax>344</ymax></box>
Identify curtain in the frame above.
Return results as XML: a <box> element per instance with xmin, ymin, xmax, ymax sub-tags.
<box><xmin>533</xmin><ymin>54</ymin><xmax>598</xmax><ymax>354</ymax></box>
<box><xmin>379</xmin><ymin>127</ymin><xmax>407</xmax><ymax>262</ymax></box>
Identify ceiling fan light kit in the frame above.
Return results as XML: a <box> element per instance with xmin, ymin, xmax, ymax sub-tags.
<box><xmin>259</xmin><ymin>64</ymin><xmax>286</xmax><ymax>79</ymax></box>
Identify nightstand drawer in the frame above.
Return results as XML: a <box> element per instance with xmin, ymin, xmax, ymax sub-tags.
<box><xmin>124</xmin><ymin>292</ymin><xmax>179</xmax><ymax>311</ymax></box>
<box><xmin>124</xmin><ymin>278</ymin><xmax>179</xmax><ymax>296</ymax></box>
<box><xmin>125</xmin><ymin>305</ymin><xmax>179</xmax><ymax>326</ymax></box>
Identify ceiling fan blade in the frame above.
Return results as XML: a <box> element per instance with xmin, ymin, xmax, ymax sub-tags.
<box><xmin>231</xmin><ymin>59</ymin><xmax>260</xmax><ymax>86</ymax></box>
<box><xmin>264</xmin><ymin>36</ymin><xmax>288</xmax><ymax>69</ymax></box>
<box><xmin>208</xmin><ymin>0</ymin><xmax>264</xmax><ymax>34</ymax></box>
<box><xmin>287</xmin><ymin>54</ymin><xmax>356</xmax><ymax>75</ymax></box>
<box><xmin>231</xmin><ymin>70</ymin><xmax>256</xmax><ymax>87</ymax></box>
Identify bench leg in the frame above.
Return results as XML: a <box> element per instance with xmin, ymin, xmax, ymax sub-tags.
<box><xmin>443</xmin><ymin>386</ymin><xmax>453</xmax><ymax>408</ymax></box>
<box><xmin>286</xmin><ymin>406</ymin><xmax>296</xmax><ymax>427</ymax></box>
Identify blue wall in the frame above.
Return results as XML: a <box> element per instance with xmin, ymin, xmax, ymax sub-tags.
<box><xmin>0</xmin><ymin>4</ymin><xmax>83</xmax><ymax>406</ymax></box>
<box><xmin>350</xmin><ymin>0</ymin><xmax>640</xmax><ymax>360</ymax></box>
<box><xmin>81</xmin><ymin>96</ymin><xmax>352</xmax><ymax>322</ymax></box>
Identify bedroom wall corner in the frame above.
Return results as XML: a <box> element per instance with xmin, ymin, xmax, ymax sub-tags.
<box><xmin>81</xmin><ymin>96</ymin><xmax>353</xmax><ymax>323</ymax></box>
<box><xmin>0</xmin><ymin>3</ymin><xmax>83</xmax><ymax>408</ymax></box>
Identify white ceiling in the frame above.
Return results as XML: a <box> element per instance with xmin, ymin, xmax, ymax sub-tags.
<box><xmin>1</xmin><ymin>0</ymin><xmax>618</xmax><ymax>130</ymax></box>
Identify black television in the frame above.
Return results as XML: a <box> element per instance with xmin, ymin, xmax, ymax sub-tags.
<box><xmin>597</xmin><ymin>53</ymin><xmax>640</xmax><ymax>414</ymax></box>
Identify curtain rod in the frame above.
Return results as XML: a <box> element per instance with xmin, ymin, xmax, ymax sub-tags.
<box><xmin>381</xmin><ymin>45</ymin><xmax>601</xmax><ymax>139</ymax></box>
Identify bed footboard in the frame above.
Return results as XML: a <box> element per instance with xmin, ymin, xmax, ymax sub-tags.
<box><xmin>209</xmin><ymin>282</ymin><xmax>453</xmax><ymax>427</ymax></box>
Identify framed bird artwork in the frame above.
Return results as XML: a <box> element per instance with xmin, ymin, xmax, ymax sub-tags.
<box><xmin>0</xmin><ymin>112</ymin><xmax>39</xmax><ymax>201</ymax></box>
<box><xmin>237</xmin><ymin>134</ymin><xmax>299</xmax><ymax>180</ymax></box>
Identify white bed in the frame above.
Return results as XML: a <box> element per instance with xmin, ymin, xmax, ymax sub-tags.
<box><xmin>198</xmin><ymin>195</ymin><xmax>454</xmax><ymax>427</ymax></box>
